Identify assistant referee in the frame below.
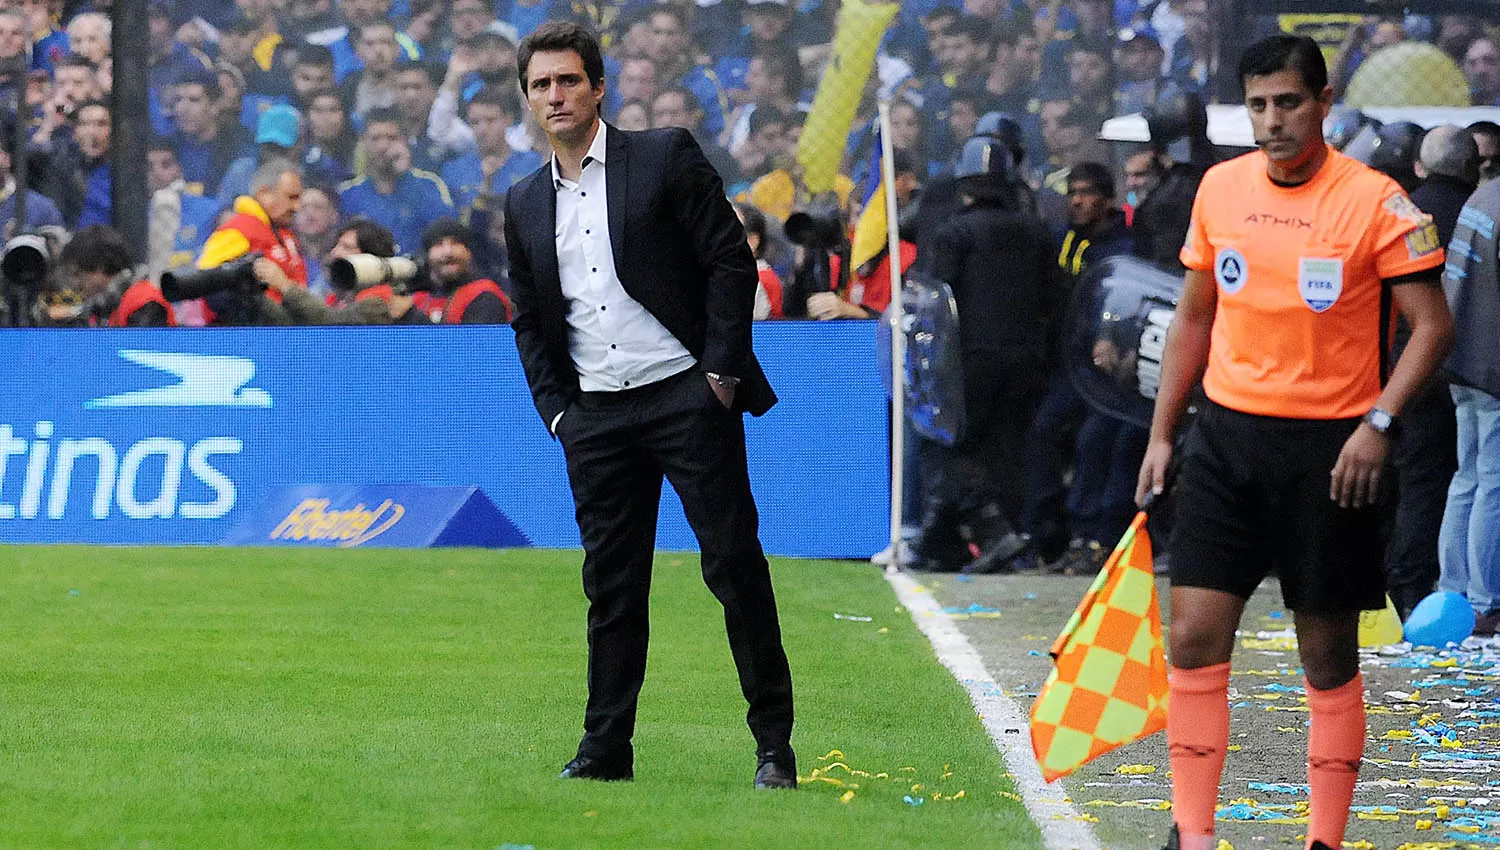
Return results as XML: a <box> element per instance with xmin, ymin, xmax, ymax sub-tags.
<box><xmin>1136</xmin><ymin>35</ymin><xmax>1454</xmax><ymax>850</ymax></box>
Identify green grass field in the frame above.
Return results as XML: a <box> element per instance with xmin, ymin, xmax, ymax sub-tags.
<box><xmin>0</xmin><ymin>547</ymin><xmax>1039</xmax><ymax>849</ymax></box>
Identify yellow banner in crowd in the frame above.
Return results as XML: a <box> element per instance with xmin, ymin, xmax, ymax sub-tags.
<box><xmin>796</xmin><ymin>1</ymin><xmax>899</xmax><ymax>195</ymax></box>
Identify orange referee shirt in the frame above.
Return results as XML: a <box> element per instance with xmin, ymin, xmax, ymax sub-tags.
<box><xmin>1180</xmin><ymin>146</ymin><xmax>1445</xmax><ymax>420</ymax></box>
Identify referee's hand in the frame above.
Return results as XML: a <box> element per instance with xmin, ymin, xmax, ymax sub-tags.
<box><xmin>1329</xmin><ymin>423</ymin><xmax>1390</xmax><ymax>510</ymax></box>
<box><xmin>1136</xmin><ymin>438</ymin><xmax>1173</xmax><ymax>508</ymax></box>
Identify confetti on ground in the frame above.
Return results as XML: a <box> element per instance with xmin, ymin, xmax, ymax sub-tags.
<box><xmin>833</xmin><ymin>612</ymin><xmax>874</xmax><ymax>622</ymax></box>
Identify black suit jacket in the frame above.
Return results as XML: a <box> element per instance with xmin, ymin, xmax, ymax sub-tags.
<box><xmin>504</xmin><ymin>124</ymin><xmax>777</xmax><ymax>429</ymax></box>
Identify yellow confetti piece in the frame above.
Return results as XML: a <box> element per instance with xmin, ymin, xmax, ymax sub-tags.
<box><xmin>1419</xmin><ymin>712</ymin><xmax>1443</xmax><ymax>726</ymax></box>
<box><xmin>911</xmin><ymin>783</ymin><xmax>923</xmax><ymax>792</ymax></box>
<box><xmin>1382</xmin><ymin>730</ymin><xmax>1415</xmax><ymax>740</ymax></box>
<box><xmin>1415</xmin><ymin>819</ymin><xmax>1433</xmax><ymax>830</ymax></box>
<box><xmin>1356</xmin><ymin>812</ymin><xmax>1399</xmax><ymax>821</ymax></box>
<box><xmin>1342</xmin><ymin>841</ymin><xmax>1376</xmax><ymax>849</ymax></box>
<box><xmin>1431</xmin><ymin>658</ymin><xmax>1458</xmax><ymax>667</ymax></box>
<box><xmin>1214</xmin><ymin>840</ymin><xmax>1234</xmax><ymax>850</ymax></box>
<box><xmin>877</xmin><ymin>627</ymin><xmax>889</xmax><ymax>634</ymax></box>
<box><xmin>1440</xmin><ymin>737</ymin><xmax>1462</xmax><ymax>749</ymax></box>
<box><xmin>1115</xmin><ymin>764</ymin><xmax>1157</xmax><ymax>775</ymax></box>
<box><xmin>584</xmin><ymin>810</ymin><xmax>598</xmax><ymax>817</ymax></box>
<box><xmin>1226</xmin><ymin>745</ymin><xmax>1242</xmax><ymax>751</ymax></box>
<box><xmin>1254</xmin><ymin>694</ymin><xmax>1283</xmax><ymax>700</ymax></box>
<box><xmin>840</xmin><ymin>790</ymin><xmax>855</xmax><ymax>804</ymax></box>
<box><xmin>1394</xmin><ymin>842</ymin><xmax>1461</xmax><ymax>850</ymax></box>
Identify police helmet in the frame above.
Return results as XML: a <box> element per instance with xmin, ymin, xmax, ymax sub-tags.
<box><xmin>953</xmin><ymin>136</ymin><xmax>1014</xmax><ymax>183</ymax></box>
<box><xmin>1144</xmin><ymin>88</ymin><xmax>1207</xmax><ymax>148</ymax></box>
<box><xmin>1323</xmin><ymin>106</ymin><xmax>1371</xmax><ymax>150</ymax></box>
<box><xmin>974</xmin><ymin>110</ymin><xmax>1025</xmax><ymax>164</ymax></box>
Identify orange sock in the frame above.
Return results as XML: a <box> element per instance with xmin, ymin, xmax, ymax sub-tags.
<box><xmin>1168</xmin><ymin>662</ymin><xmax>1231</xmax><ymax>842</ymax></box>
<box><xmin>1305</xmin><ymin>674</ymin><xmax>1365</xmax><ymax>850</ymax></box>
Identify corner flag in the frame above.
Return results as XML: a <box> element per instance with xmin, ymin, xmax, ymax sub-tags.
<box><xmin>1030</xmin><ymin>512</ymin><xmax>1168</xmax><ymax>782</ymax></box>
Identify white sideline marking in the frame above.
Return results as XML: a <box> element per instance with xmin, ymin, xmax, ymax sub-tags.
<box><xmin>886</xmin><ymin>570</ymin><xmax>1103</xmax><ymax>850</ymax></box>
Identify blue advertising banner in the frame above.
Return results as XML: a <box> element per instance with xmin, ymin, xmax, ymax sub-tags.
<box><xmin>3</xmin><ymin>323</ymin><xmax>888</xmax><ymax>557</ymax></box>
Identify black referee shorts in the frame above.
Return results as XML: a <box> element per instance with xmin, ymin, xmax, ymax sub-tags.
<box><xmin>1170</xmin><ymin>400</ymin><xmax>1386</xmax><ymax>613</ymax></box>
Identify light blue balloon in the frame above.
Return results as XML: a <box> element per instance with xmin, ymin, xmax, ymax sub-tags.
<box><xmin>1403</xmin><ymin>591</ymin><xmax>1476</xmax><ymax>647</ymax></box>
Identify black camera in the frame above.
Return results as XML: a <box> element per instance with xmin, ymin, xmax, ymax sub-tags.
<box><xmin>782</xmin><ymin>197</ymin><xmax>849</xmax><ymax>316</ymax></box>
<box><xmin>328</xmin><ymin>253</ymin><xmax>431</xmax><ymax>295</ymax></box>
<box><xmin>160</xmin><ymin>253</ymin><xmax>264</xmax><ymax>301</ymax></box>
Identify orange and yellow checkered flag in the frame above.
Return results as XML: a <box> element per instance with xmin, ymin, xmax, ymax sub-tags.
<box><xmin>1030</xmin><ymin>512</ymin><xmax>1168</xmax><ymax>782</ymax></box>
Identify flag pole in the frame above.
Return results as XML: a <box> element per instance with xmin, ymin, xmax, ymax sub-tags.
<box><xmin>877</xmin><ymin>98</ymin><xmax>905</xmax><ymax>574</ymax></box>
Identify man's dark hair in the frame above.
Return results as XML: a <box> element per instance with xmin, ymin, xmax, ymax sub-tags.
<box><xmin>891</xmin><ymin>149</ymin><xmax>917</xmax><ymax>178</ymax></box>
<box><xmin>923</xmin><ymin>6</ymin><xmax>960</xmax><ymax>30</ymax></box>
<box><xmin>338</xmin><ymin>217</ymin><xmax>397</xmax><ymax>258</ymax></box>
<box><xmin>59</xmin><ymin>225</ymin><xmax>133</xmax><ymax>276</ymax></box>
<box><xmin>1070</xmin><ymin>40</ymin><xmax>1113</xmax><ymax>65</ymax></box>
<box><xmin>175</xmin><ymin>67</ymin><xmax>222</xmax><ymax>101</ymax></box>
<box><xmin>645</xmin><ymin>3</ymin><xmax>688</xmax><ymax>32</ymax></box>
<box><xmin>1469</xmin><ymin>120</ymin><xmax>1500</xmax><ymax>139</ymax></box>
<box><xmin>993</xmin><ymin>16</ymin><xmax>1035</xmax><ymax>47</ymax></box>
<box><xmin>396</xmin><ymin>60</ymin><xmax>445</xmax><ymax>89</ymax></box>
<box><xmin>421</xmin><ymin>216</ymin><xmax>475</xmax><ymax>253</ymax></box>
<box><xmin>362</xmin><ymin>106</ymin><xmax>402</xmax><ymax>132</ymax></box>
<box><xmin>748</xmin><ymin>103</ymin><xmax>787</xmax><ymax>135</ymax></box>
<box><xmin>518</xmin><ymin>20</ymin><xmax>605</xmax><ymax>91</ymax></box>
<box><xmin>55</xmin><ymin>53</ymin><xmax>96</xmax><ymax>74</ymax></box>
<box><xmin>754</xmin><ymin>45</ymin><xmax>802</xmax><ymax>100</ymax></box>
<box><xmin>1237</xmin><ymin>34</ymin><xmax>1328</xmax><ymax>95</ymax></box>
<box><xmin>147</xmin><ymin>136</ymin><xmax>177</xmax><ymax>156</ymax></box>
<box><xmin>949</xmin><ymin>87</ymin><xmax>993</xmax><ymax>114</ymax></box>
<box><xmin>294</xmin><ymin>43</ymin><xmax>335</xmax><ymax>69</ymax></box>
<box><xmin>948</xmin><ymin>14</ymin><xmax>992</xmax><ymax>47</ymax></box>
<box><xmin>1069</xmin><ymin>161</ymin><xmax>1115</xmax><ymax>198</ymax></box>
<box><xmin>462</xmin><ymin>84</ymin><xmax>520</xmax><ymax>122</ymax></box>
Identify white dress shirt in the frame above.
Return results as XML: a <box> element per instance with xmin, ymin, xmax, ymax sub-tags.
<box><xmin>553</xmin><ymin>123</ymin><xmax>696</xmax><ymax>394</ymax></box>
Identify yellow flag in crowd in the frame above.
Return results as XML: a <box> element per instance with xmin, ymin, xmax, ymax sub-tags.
<box><xmin>1030</xmin><ymin>512</ymin><xmax>1168</xmax><ymax>782</ymax></box>
<box><xmin>849</xmin><ymin>131</ymin><xmax>887</xmax><ymax>271</ymax></box>
<box><xmin>796</xmin><ymin>1</ymin><xmax>898</xmax><ymax>195</ymax></box>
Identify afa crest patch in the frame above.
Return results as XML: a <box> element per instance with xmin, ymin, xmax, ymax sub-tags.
<box><xmin>1406</xmin><ymin>222</ymin><xmax>1441</xmax><ymax>259</ymax></box>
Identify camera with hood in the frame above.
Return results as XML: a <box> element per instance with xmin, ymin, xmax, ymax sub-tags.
<box><xmin>1</xmin><ymin>226</ymin><xmax>71</xmax><ymax>326</ymax></box>
<box><xmin>329</xmin><ymin>253</ymin><xmax>431</xmax><ymax>295</ymax></box>
<box><xmin>782</xmin><ymin>196</ymin><xmax>849</xmax><ymax>317</ymax></box>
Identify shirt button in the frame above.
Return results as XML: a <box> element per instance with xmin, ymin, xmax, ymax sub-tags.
<box><xmin>600</xmin><ymin>305</ymin><xmax>607</xmax><ymax>311</ymax></box>
<box><xmin>623</xmin><ymin>380</ymin><xmax>630</xmax><ymax>387</ymax></box>
<box><xmin>591</xmin><ymin>267</ymin><xmax>597</xmax><ymax>273</ymax></box>
<box><xmin>581</xmin><ymin>191</ymin><xmax>587</xmax><ymax>197</ymax></box>
<box><xmin>610</xmin><ymin>343</ymin><xmax>617</xmax><ymax>349</ymax></box>
<box><xmin>585</xmin><ymin>229</ymin><xmax>590</xmax><ymax>234</ymax></box>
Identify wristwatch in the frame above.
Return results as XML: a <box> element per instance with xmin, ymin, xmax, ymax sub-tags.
<box><xmin>705</xmin><ymin>372</ymin><xmax>740</xmax><ymax>388</ymax></box>
<box><xmin>1364</xmin><ymin>407</ymin><xmax>1395</xmax><ymax>435</ymax></box>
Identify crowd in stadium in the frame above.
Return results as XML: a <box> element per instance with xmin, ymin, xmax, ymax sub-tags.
<box><xmin>3</xmin><ymin>1</ymin><xmax>1500</xmax><ymax>594</ymax></box>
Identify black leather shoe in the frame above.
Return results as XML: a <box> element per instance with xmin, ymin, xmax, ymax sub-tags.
<box><xmin>558</xmin><ymin>754</ymin><xmax>633</xmax><ymax>781</ymax></box>
<box><xmin>754</xmin><ymin>749</ymin><xmax>797</xmax><ymax>789</ymax></box>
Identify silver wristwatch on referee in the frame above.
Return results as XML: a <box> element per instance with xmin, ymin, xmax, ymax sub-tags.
<box><xmin>1364</xmin><ymin>407</ymin><xmax>1395</xmax><ymax>435</ymax></box>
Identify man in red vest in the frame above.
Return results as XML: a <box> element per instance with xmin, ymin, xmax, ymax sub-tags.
<box><xmin>194</xmin><ymin>158</ymin><xmax>307</xmax><ymax>324</ymax></box>
<box><xmin>412</xmin><ymin>217</ymin><xmax>512</xmax><ymax>323</ymax></box>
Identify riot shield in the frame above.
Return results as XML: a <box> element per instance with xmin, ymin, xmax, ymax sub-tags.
<box><xmin>1067</xmin><ymin>255</ymin><xmax>1184</xmax><ymax>431</ymax></box>
<box><xmin>877</xmin><ymin>272</ymin><xmax>966</xmax><ymax>446</ymax></box>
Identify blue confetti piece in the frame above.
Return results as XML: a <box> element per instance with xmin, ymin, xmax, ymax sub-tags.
<box><xmin>67</xmin><ymin>589</ymin><xmax>80</xmax><ymax>596</ymax></box>
<box><xmin>1025</xmin><ymin>593</ymin><xmax>1038</xmax><ymax>600</ymax></box>
<box><xmin>955</xmin><ymin>575</ymin><xmax>974</xmax><ymax>583</ymax></box>
<box><xmin>903</xmin><ymin>795</ymin><xmax>924</xmax><ymax>806</ymax></box>
<box><xmin>1028</xmin><ymin>650</ymin><xmax>1044</xmax><ymax>656</ymax></box>
<box><xmin>1247</xmin><ymin>782</ymin><xmax>1307</xmax><ymax>795</ymax></box>
<box><xmin>1269</xmin><ymin>611</ymin><xmax>1285</xmax><ymax>619</ymax></box>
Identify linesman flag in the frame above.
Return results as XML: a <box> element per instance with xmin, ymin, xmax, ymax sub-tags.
<box><xmin>796</xmin><ymin>1</ymin><xmax>898</xmax><ymax>194</ymax></box>
<box><xmin>1030</xmin><ymin>512</ymin><xmax>1168</xmax><ymax>782</ymax></box>
<box><xmin>849</xmin><ymin>131</ymin><xmax>888</xmax><ymax>271</ymax></box>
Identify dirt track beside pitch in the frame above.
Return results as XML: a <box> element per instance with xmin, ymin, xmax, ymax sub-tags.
<box><xmin>917</xmin><ymin>569</ymin><xmax>1500</xmax><ymax>850</ymax></box>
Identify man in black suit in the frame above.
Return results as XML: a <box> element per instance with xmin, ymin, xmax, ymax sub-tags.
<box><xmin>502</xmin><ymin>21</ymin><xmax>796</xmax><ymax>790</ymax></box>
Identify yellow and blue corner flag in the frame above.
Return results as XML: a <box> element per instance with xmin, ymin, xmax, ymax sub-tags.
<box><xmin>796</xmin><ymin>1</ymin><xmax>898</xmax><ymax>195</ymax></box>
<box><xmin>849</xmin><ymin>132</ymin><xmax>888</xmax><ymax>271</ymax></box>
<box><xmin>1030</xmin><ymin>511</ymin><xmax>1168</xmax><ymax>782</ymax></box>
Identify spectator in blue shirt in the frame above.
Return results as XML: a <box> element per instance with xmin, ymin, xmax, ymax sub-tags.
<box><xmin>642</xmin><ymin>4</ymin><xmax>729</xmax><ymax>139</ymax></box>
<box><xmin>167</xmin><ymin>69</ymin><xmax>252</xmax><ymax>196</ymax></box>
<box><xmin>440</xmin><ymin>85</ymin><xmax>542</xmax><ymax>217</ymax></box>
<box><xmin>327</xmin><ymin>0</ymin><xmax>421</xmax><ymax>82</ymax></box>
<box><xmin>147</xmin><ymin>138</ymin><xmax>225</xmax><ymax>275</ymax></box>
<box><xmin>338</xmin><ymin>107</ymin><xmax>454</xmax><ymax>253</ymax></box>
<box><xmin>341</xmin><ymin>21</ymin><xmax>402</xmax><ymax>123</ymax></box>
<box><xmin>22</xmin><ymin>0</ymin><xmax>69</xmax><ymax>73</ymax></box>
<box><xmin>72</xmin><ymin>99</ymin><xmax>112</xmax><ymax>227</ymax></box>
<box><xmin>393</xmin><ymin>61</ymin><xmax>450</xmax><ymax>172</ymax></box>
<box><xmin>303</xmin><ymin>90</ymin><xmax>354</xmax><ymax>186</ymax></box>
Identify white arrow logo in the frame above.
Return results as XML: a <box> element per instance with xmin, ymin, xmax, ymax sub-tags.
<box><xmin>86</xmin><ymin>350</ymin><xmax>272</xmax><ymax>409</ymax></box>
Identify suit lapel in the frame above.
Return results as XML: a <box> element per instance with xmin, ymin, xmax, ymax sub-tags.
<box><xmin>605</xmin><ymin>125</ymin><xmax>629</xmax><ymax>282</ymax></box>
<box><xmin>529</xmin><ymin>166</ymin><xmax>561</xmax><ymax>297</ymax></box>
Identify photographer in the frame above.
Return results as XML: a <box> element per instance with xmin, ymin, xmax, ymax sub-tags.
<box><xmin>54</xmin><ymin>225</ymin><xmax>175</xmax><ymax>327</ymax></box>
<box><xmin>410</xmin><ymin>217</ymin><xmax>511</xmax><ymax>324</ymax></box>
<box><xmin>192</xmin><ymin>157</ymin><xmax>307</xmax><ymax>325</ymax></box>
<box><xmin>260</xmin><ymin>218</ymin><xmax>431</xmax><ymax>325</ymax></box>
